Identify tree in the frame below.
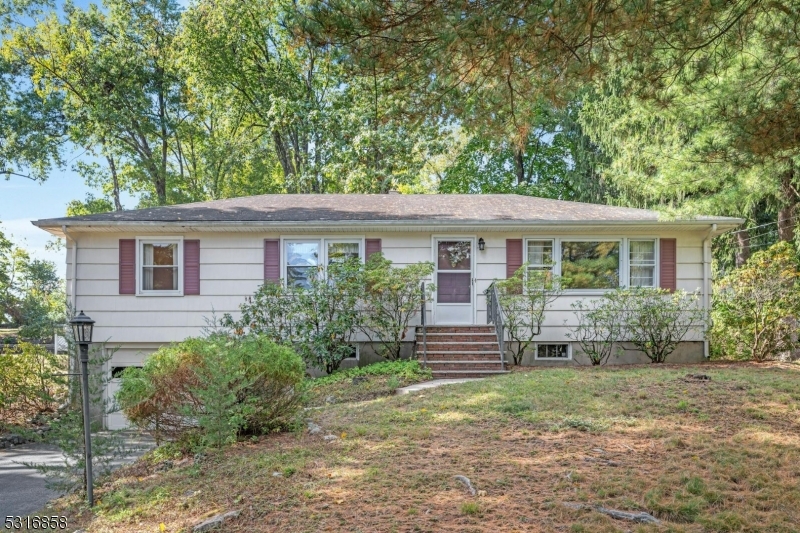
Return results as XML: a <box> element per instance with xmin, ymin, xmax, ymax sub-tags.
<box><xmin>181</xmin><ymin>0</ymin><xmax>444</xmax><ymax>194</ymax></box>
<box><xmin>359</xmin><ymin>253</ymin><xmax>434</xmax><ymax>360</ymax></box>
<box><xmin>0</xmin><ymin>225</ymin><xmax>64</xmax><ymax>338</ymax></box>
<box><xmin>713</xmin><ymin>242</ymin><xmax>800</xmax><ymax>362</ymax></box>
<box><xmin>566</xmin><ymin>298</ymin><xmax>622</xmax><ymax>366</ymax></box>
<box><xmin>439</xmin><ymin>102</ymin><xmax>612</xmax><ymax>203</ymax></box>
<box><xmin>610</xmin><ymin>288</ymin><xmax>707</xmax><ymax>364</ymax></box>
<box><xmin>493</xmin><ymin>264</ymin><xmax>562</xmax><ymax>366</ymax></box>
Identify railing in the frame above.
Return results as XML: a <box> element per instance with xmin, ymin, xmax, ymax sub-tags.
<box><xmin>486</xmin><ymin>282</ymin><xmax>506</xmax><ymax>371</ymax></box>
<box><xmin>420</xmin><ymin>282</ymin><xmax>428</xmax><ymax>368</ymax></box>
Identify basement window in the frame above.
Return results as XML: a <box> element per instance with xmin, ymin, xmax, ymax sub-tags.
<box><xmin>535</xmin><ymin>344</ymin><xmax>571</xmax><ymax>360</ymax></box>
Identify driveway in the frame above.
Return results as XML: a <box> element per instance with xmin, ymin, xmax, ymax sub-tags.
<box><xmin>0</xmin><ymin>432</ymin><xmax>154</xmax><ymax>518</ymax></box>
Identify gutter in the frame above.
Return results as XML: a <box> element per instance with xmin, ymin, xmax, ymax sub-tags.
<box><xmin>702</xmin><ymin>223</ymin><xmax>717</xmax><ymax>359</ymax></box>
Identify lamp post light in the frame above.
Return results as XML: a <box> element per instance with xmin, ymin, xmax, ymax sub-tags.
<box><xmin>69</xmin><ymin>310</ymin><xmax>95</xmax><ymax>507</ymax></box>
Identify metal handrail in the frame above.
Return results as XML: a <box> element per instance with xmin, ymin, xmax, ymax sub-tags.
<box><xmin>487</xmin><ymin>282</ymin><xmax>506</xmax><ymax>371</ymax></box>
<box><xmin>420</xmin><ymin>282</ymin><xmax>428</xmax><ymax>368</ymax></box>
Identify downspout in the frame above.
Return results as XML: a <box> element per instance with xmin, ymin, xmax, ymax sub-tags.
<box><xmin>702</xmin><ymin>223</ymin><xmax>717</xmax><ymax>359</ymax></box>
<box><xmin>63</xmin><ymin>225</ymin><xmax>77</xmax><ymax>312</ymax></box>
<box><xmin>63</xmin><ymin>225</ymin><xmax>79</xmax><ymax>406</ymax></box>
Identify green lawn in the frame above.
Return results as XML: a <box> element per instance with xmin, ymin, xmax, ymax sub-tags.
<box><xmin>45</xmin><ymin>362</ymin><xmax>800</xmax><ymax>532</ymax></box>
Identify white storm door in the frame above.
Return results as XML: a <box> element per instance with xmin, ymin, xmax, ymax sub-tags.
<box><xmin>433</xmin><ymin>238</ymin><xmax>474</xmax><ymax>324</ymax></box>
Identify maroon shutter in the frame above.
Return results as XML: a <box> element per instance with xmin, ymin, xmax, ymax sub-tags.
<box><xmin>264</xmin><ymin>239</ymin><xmax>280</xmax><ymax>282</ymax></box>
<box><xmin>506</xmin><ymin>239</ymin><xmax>523</xmax><ymax>278</ymax></box>
<box><xmin>184</xmin><ymin>240</ymin><xmax>200</xmax><ymax>295</ymax></box>
<box><xmin>660</xmin><ymin>238</ymin><xmax>677</xmax><ymax>292</ymax></box>
<box><xmin>119</xmin><ymin>239</ymin><xmax>136</xmax><ymax>295</ymax></box>
<box><xmin>365</xmin><ymin>238</ymin><xmax>382</xmax><ymax>259</ymax></box>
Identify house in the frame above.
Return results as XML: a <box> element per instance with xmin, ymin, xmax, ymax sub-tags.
<box><xmin>34</xmin><ymin>193</ymin><xmax>741</xmax><ymax>428</ymax></box>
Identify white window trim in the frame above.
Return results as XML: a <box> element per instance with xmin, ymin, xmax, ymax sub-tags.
<box><xmin>521</xmin><ymin>236</ymin><xmax>664</xmax><ymax>294</ymax></box>
<box><xmin>136</xmin><ymin>236</ymin><xmax>183</xmax><ymax>296</ymax></box>
<box><xmin>627</xmin><ymin>238</ymin><xmax>660</xmax><ymax>288</ymax></box>
<box><xmin>534</xmin><ymin>342</ymin><xmax>572</xmax><ymax>361</ymax></box>
<box><xmin>280</xmin><ymin>236</ymin><xmax>365</xmax><ymax>287</ymax></box>
<box><xmin>524</xmin><ymin>238</ymin><xmax>556</xmax><ymax>271</ymax></box>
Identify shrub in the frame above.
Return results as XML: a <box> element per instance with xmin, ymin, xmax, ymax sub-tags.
<box><xmin>610</xmin><ymin>287</ymin><xmax>706</xmax><ymax>363</ymax></box>
<box><xmin>225</xmin><ymin>258</ymin><xmax>363</xmax><ymax>373</ymax></box>
<box><xmin>566</xmin><ymin>297</ymin><xmax>622</xmax><ymax>365</ymax></box>
<box><xmin>493</xmin><ymin>264</ymin><xmax>562</xmax><ymax>365</ymax></box>
<box><xmin>310</xmin><ymin>360</ymin><xmax>431</xmax><ymax>387</ymax></box>
<box><xmin>712</xmin><ymin>242</ymin><xmax>800</xmax><ymax>362</ymax></box>
<box><xmin>359</xmin><ymin>253</ymin><xmax>434</xmax><ymax>360</ymax></box>
<box><xmin>117</xmin><ymin>335</ymin><xmax>305</xmax><ymax>447</ymax></box>
<box><xmin>0</xmin><ymin>342</ymin><xmax>67</xmax><ymax>427</ymax></box>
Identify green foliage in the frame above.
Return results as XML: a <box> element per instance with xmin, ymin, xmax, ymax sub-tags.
<box><xmin>0</xmin><ymin>226</ymin><xmax>64</xmax><ymax>339</ymax></box>
<box><xmin>566</xmin><ymin>298</ymin><xmax>622</xmax><ymax>366</ymax></box>
<box><xmin>225</xmin><ymin>261</ymin><xmax>363</xmax><ymax>374</ymax></box>
<box><xmin>609</xmin><ymin>287</ymin><xmax>707</xmax><ymax>364</ymax></box>
<box><xmin>117</xmin><ymin>334</ymin><xmax>306</xmax><ymax>447</ymax></box>
<box><xmin>712</xmin><ymin>242</ymin><xmax>800</xmax><ymax>362</ymax></box>
<box><xmin>0</xmin><ymin>342</ymin><xmax>67</xmax><ymax>427</ymax></box>
<box><xmin>28</xmin><ymin>342</ymin><xmax>130</xmax><ymax>494</ymax></box>
<box><xmin>229</xmin><ymin>256</ymin><xmax>435</xmax><ymax>372</ymax></box>
<box><xmin>310</xmin><ymin>360</ymin><xmax>431</xmax><ymax>387</ymax></box>
<box><xmin>493</xmin><ymin>264</ymin><xmax>562</xmax><ymax>365</ymax></box>
<box><xmin>359</xmin><ymin>253</ymin><xmax>434</xmax><ymax>360</ymax></box>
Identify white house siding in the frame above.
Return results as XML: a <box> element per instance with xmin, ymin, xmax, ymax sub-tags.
<box><xmin>68</xmin><ymin>228</ymin><xmax>710</xmax><ymax>349</ymax></box>
<box><xmin>66</xmin><ymin>227</ymin><xmax>711</xmax><ymax>427</ymax></box>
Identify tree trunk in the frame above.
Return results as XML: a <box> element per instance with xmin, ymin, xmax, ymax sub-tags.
<box><xmin>778</xmin><ymin>166</ymin><xmax>797</xmax><ymax>242</ymax></box>
<box><xmin>105</xmin><ymin>154</ymin><xmax>123</xmax><ymax>211</ymax></box>
<box><xmin>514</xmin><ymin>147</ymin><xmax>525</xmax><ymax>185</ymax></box>
<box><xmin>735</xmin><ymin>229</ymin><xmax>750</xmax><ymax>267</ymax></box>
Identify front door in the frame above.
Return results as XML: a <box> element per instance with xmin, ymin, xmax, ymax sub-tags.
<box><xmin>434</xmin><ymin>238</ymin><xmax>474</xmax><ymax>324</ymax></box>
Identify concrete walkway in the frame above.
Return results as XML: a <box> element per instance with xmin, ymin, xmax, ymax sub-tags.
<box><xmin>0</xmin><ymin>432</ymin><xmax>154</xmax><ymax>518</ymax></box>
<box><xmin>396</xmin><ymin>378</ymin><xmax>482</xmax><ymax>394</ymax></box>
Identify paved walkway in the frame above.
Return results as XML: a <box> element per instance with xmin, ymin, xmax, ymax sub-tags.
<box><xmin>0</xmin><ymin>432</ymin><xmax>154</xmax><ymax>518</ymax></box>
<box><xmin>396</xmin><ymin>378</ymin><xmax>482</xmax><ymax>394</ymax></box>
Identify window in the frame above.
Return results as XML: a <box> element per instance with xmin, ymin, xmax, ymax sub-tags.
<box><xmin>561</xmin><ymin>240</ymin><xmax>620</xmax><ymax>289</ymax></box>
<box><xmin>284</xmin><ymin>239</ymin><xmax>362</xmax><ymax>288</ymax></box>
<box><xmin>527</xmin><ymin>239</ymin><xmax>554</xmax><ymax>272</ymax></box>
<box><xmin>535</xmin><ymin>343</ymin><xmax>571</xmax><ymax>360</ymax></box>
<box><xmin>327</xmin><ymin>242</ymin><xmax>360</xmax><ymax>265</ymax></box>
<box><xmin>629</xmin><ymin>240</ymin><xmax>657</xmax><ymax>287</ymax></box>
<box><xmin>111</xmin><ymin>366</ymin><xmax>142</xmax><ymax>379</ymax></box>
<box><xmin>286</xmin><ymin>241</ymin><xmax>320</xmax><ymax>289</ymax></box>
<box><xmin>139</xmin><ymin>238</ymin><xmax>181</xmax><ymax>294</ymax></box>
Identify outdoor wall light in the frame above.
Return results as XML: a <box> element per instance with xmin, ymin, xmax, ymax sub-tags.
<box><xmin>70</xmin><ymin>310</ymin><xmax>95</xmax><ymax>344</ymax></box>
<box><xmin>69</xmin><ymin>310</ymin><xmax>95</xmax><ymax>507</ymax></box>
<box><xmin>478</xmin><ymin>238</ymin><xmax>485</xmax><ymax>251</ymax></box>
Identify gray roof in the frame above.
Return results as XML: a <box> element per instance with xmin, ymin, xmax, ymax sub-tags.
<box><xmin>32</xmin><ymin>194</ymin><xmax>740</xmax><ymax>226</ymax></box>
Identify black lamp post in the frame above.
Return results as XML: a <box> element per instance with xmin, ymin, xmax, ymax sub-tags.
<box><xmin>478</xmin><ymin>238</ymin><xmax>485</xmax><ymax>251</ymax></box>
<box><xmin>70</xmin><ymin>311</ymin><xmax>95</xmax><ymax>507</ymax></box>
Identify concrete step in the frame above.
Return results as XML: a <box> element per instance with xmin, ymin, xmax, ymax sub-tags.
<box><xmin>415</xmin><ymin>341</ymin><xmax>500</xmax><ymax>351</ymax></box>
<box><xmin>425</xmin><ymin>361</ymin><xmax>504</xmax><ymax>371</ymax></box>
<box><xmin>417</xmin><ymin>333</ymin><xmax>499</xmax><ymax>342</ymax></box>
<box><xmin>420</xmin><ymin>351</ymin><xmax>502</xmax><ymax>361</ymax></box>
<box><xmin>432</xmin><ymin>370</ymin><xmax>510</xmax><ymax>379</ymax></box>
<box><xmin>421</xmin><ymin>326</ymin><xmax>496</xmax><ymax>334</ymax></box>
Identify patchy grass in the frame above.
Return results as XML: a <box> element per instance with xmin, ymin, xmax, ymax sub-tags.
<box><xmin>37</xmin><ymin>362</ymin><xmax>800</xmax><ymax>532</ymax></box>
<box><xmin>307</xmin><ymin>360</ymin><xmax>432</xmax><ymax>404</ymax></box>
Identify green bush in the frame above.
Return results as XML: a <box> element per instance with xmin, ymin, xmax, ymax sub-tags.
<box><xmin>0</xmin><ymin>342</ymin><xmax>67</xmax><ymax>427</ymax></box>
<box><xmin>117</xmin><ymin>335</ymin><xmax>305</xmax><ymax>447</ymax></box>
<box><xmin>712</xmin><ymin>242</ymin><xmax>800</xmax><ymax>361</ymax></box>
<box><xmin>311</xmin><ymin>360</ymin><xmax>431</xmax><ymax>387</ymax></box>
<box><xmin>225</xmin><ymin>259</ymin><xmax>363</xmax><ymax>374</ymax></box>
<box><xmin>359</xmin><ymin>253</ymin><xmax>434</xmax><ymax>360</ymax></box>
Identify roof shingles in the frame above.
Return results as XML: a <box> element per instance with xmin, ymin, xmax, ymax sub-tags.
<box><xmin>33</xmin><ymin>194</ymin><xmax>737</xmax><ymax>226</ymax></box>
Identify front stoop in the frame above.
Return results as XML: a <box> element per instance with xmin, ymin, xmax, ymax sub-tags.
<box><xmin>415</xmin><ymin>325</ymin><xmax>509</xmax><ymax>379</ymax></box>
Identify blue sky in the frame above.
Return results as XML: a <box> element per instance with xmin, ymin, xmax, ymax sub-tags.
<box><xmin>1</xmin><ymin>0</ymin><xmax>188</xmax><ymax>277</ymax></box>
<box><xmin>0</xmin><ymin>169</ymin><xmax>103</xmax><ymax>277</ymax></box>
